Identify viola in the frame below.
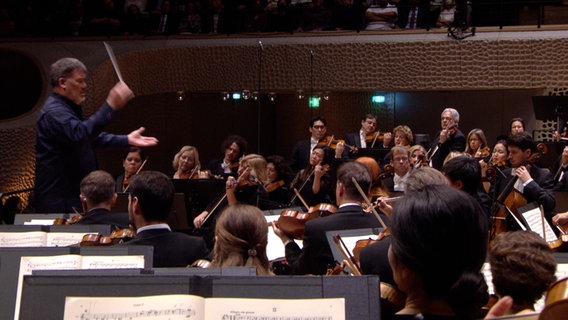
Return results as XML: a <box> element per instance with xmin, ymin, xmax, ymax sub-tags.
<box><xmin>266</xmin><ymin>180</ymin><xmax>285</xmax><ymax>193</ymax></box>
<box><xmin>123</xmin><ymin>158</ymin><xmax>148</xmax><ymax>192</ymax></box>
<box><xmin>378</xmin><ymin>164</ymin><xmax>394</xmax><ymax>180</ymax></box>
<box><xmin>79</xmin><ymin>227</ymin><xmax>136</xmax><ymax>246</ymax></box>
<box><xmin>483</xmin><ymin>160</ymin><xmax>507</xmax><ymax>183</ymax></box>
<box><xmin>540</xmin><ymin>278</ymin><xmax>568</xmax><ymax>320</ymax></box>
<box><xmin>474</xmin><ymin>146</ymin><xmax>491</xmax><ymax>159</ymax></box>
<box><xmin>53</xmin><ymin>214</ymin><xmax>83</xmax><ymax>225</ymax></box>
<box><xmin>276</xmin><ymin>203</ymin><xmax>337</xmax><ymax>240</ymax></box>
<box><xmin>318</xmin><ymin>135</ymin><xmax>358</xmax><ymax>153</ymax></box>
<box><xmin>365</xmin><ymin>132</ymin><xmax>385</xmax><ymax>148</ymax></box>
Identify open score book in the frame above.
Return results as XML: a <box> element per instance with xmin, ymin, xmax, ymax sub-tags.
<box><xmin>64</xmin><ymin>294</ymin><xmax>345</xmax><ymax>320</ymax></box>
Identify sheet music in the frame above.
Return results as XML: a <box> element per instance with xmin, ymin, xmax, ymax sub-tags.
<box><xmin>81</xmin><ymin>255</ymin><xmax>145</xmax><ymax>269</ymax></box>
<box><xmin>46</xmin><ymin>232</ymin><xmax>86</xmax><ymax>247</ymax></box>
<box><xmin>24</xmin><ymin>219</ymin><xmax>58</xmax><ymax>225</ymax></box>
<box><xmin>521</xmin><ymin>207</ymin><xmax>557</xmax><ymax>242</ymax></box>
<box><xmin>342</xmin><ymin>234</ymin><xmax>377</xmax><ymax>253</ymax></box>
<box><xmin>64</xmin><ymin>294</ymin><xmax>204</xmax><ymax>320</ymax></box>
<box><xmin>15</xmin><ymin>255</ymin><xmax>82</xmax><ymax>320</ymax></box>
<box><xmin>0</xmin><ymin>232</ymin><xmax>47</xmax><ymax>247</ymax></box>
<box><xmin>64</xmin><ymin>295</ymin><xmax>345</xmax><ymax>320</ymax></box>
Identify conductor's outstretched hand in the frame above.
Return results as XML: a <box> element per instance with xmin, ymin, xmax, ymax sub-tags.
<box><xmin>128</xmin><ymin>127</ymin><xmax>158</xmax><ymax>147</ymax></box>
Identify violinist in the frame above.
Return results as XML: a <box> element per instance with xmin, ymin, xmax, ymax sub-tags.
<box><xmin>290</xmin><ymin>115</ymin><xmax>327</xmax><ymax>173</ymax></box>
<box><xmin>77</xmin><ymin>170</ymin><xmax>130</xmax><ymax>230</ymax></box>
<box><xmin>430</xmin><ymin>108</ymin><xmax>466</xmax><ymax>170</ymax></box>
<box><xmin>488</xmin><ymin>231</ymin><xmax>557</xmax><ymax>316</ymax></box>
<box><xmin>289</xmin><ymin>146</ymin><xmax>332</xmax><ymax>207</ymax></box>
<box><xmin>388</xmin><ymin>185</ymin><xmax>489</xmax><ymax>319</ymax></box>
<box><xmin>173</xmin><ymin>145</ymin><xmax>200</xmax><ymax>179</ymax></box>
<box><xmin>344</xmin><ymin>114</ymin><xmax>392</xmax><ymax>157</ymax></box>
<box><xmin>382</xmin><ymin>146</ymin><xmax>411</xmax><ymax>195</ymax></box>
<box><xmin>489</xmin><ymin>132</ymin><xmax>556</xmax><ymax>232</ymax></box>
<box><xmin>212</xmin><ymin>204</ymin><xmax>272</xmax><ymax>275</ymax></box>
<box><xmin>116</xmin><ymin>147</ymin><xmax>145</xmax><ymax>192</ymax></box>
<box><xmin>121</xmin><ymin>171</ymin><xmax>209</xmax><ymax>267</ymax></box>
<box><xmin>465</xmin><ymin>128</ymin><xmax>490</xmax><ymax>159</ymax></box>
<box><xmin>265</xmin><ymin>155</ymin><xmax>293</xmax><ymax>207</ymax></box>
<box><xmin>549</xmin><ymin>145</ymin><xmax>568</xmax><ymax>190</ymax></box>
<box><xmin>194</xmin><ymin>154</ymin><xmax>270</xmax><ymax>229</ymax></box>
<box><xmin>442</xmin><ymin>156</ymin><xmax>493</xmax><ymax>219</ymax></box>
<box><xmin>480</xmin><ymin>140</ymin><xmax>509</xmax><ymax>192</ymax></box>
<box><xmin>206</xmin><ymin>134</ymin><xmax>247</xmax><ymax>179</ymax></box>
<box><xmin>510</xmin><ymin>117</ymin><xmax>525</xmax><ymax>136</ymax></box>
<box><xmin>408</xmin><ymin>144</ymin><xmax>428</xmax><ymax>169</ymax></box>
<box><xmin>383</xmin><ymin>125</ymin><xmax>413</xmax><ymax>164</ymax></box>
<box><xmin>272</xmin><ymin>161</ymin><xmax>384</xmax><ymax>275</ymax></box>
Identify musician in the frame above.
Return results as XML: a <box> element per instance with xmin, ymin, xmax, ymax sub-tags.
<box><xmin>490</xmin><ymin>132</ymin><xmax>556</xmax><ymax>231</ymax></box>
<box><xmin>273</xmin><ymin>161</ymin><xmax>385</xmax><ymax>275</ymax></box>
<box><xmin>116</xmin><ymin>147</ymin><xmax>145</xmax><ymax>192</ymax></box>
<box><xmin>549</xmin><ymin>145</ymin><xmax>568</xmax><ymax>190</ymax></box>
<box><xmin>122</xmin><ymin>171</ymin><xmax>209</xmax><ymax>267</ymax></box>
<box><xmin>464</xmin><ymin>128</ymin><xmax>489</xmax><ymax>158</ymax></box>
<box><xmin>173</xmin><ymin>145</ymin><xmax>200</xmax><ymax>179</ymax></box>
<box><xmin>430</xmin><ymin>108</ymin><xmax>466</xmax><ymax>170</ymax></box>
<box><xmin>212</xmin><ymin>204</ymin><xmax>272</xmax><ymax>275</ymax></box>
<box><xmin>389</xmin><ymin>185</ymin><xmax>489</xmax><ymax>319</ymax></box>
<box><xmin>480</xmin><ymin>140</ymin><xmax>509</xmax><ymax>192</ymax></box>
<box><xmin>78</xmin><ymin>170</ymin><xmax>129</xmax><ymax>229</ymax></box>
<box><xmin>442</xmin><ymin>156</ymin><xmax>492</xmax><ymax>219</ymax></box>
<box><xmin>194</xmin><ymin>154</ymin><xmax>270</xmax><ymax>229</ymax></box>
<box><xmin>265</xmin><ymin>155</ymin><xmax>293</xmax><ymax>207</ymax></box>
<box><xmin>206</xmin><ymin>134</ymin><xmax>247</xmax><ymax>178</ymax></box>
<box><xmin>510</xmin><ymin>117</ymin><xmax>525</xmax><ymax>136</ymax></box>
<box><xmin>290</xmin><ymin>146</ymin><xmax>332</xmax><ymax>207</ymax></box>
<box><xmin>488</xmin><ymin>231</ymin><xmax>557</xmax><ymax>316</ymax></box>
<box><xmin>344</xmin><ymin>114</ymin><xmax>392</xmax><ymax>154</ymax></box>
<box><xmin>382</xmin><ymin>146</ymin><xmax>411</xmax><ymax>195</ymax></box>
<box><xmin>290</xmin><ymin>115</ymin><xmax>327</xmax><ymax>173</ymax></box>
<box><xmin>383</xmin><ymin>125</ymin><xmax>413</xmax><ymax>164</ymax></box>
<box><xmin>408</xmin><ymin>144</ymin><xmax>428</xmax><ymax>168</ymax></box>
<box><xmin>35</xmin><ymin>57</ymin><xmax>158</xmax><ymax>213</ymax></box>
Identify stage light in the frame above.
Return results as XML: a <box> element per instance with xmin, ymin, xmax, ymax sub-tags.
<box><xmin>176</xmin><ymin>90</ymin><xmax>186</xmax><ymax>101</ymax></box>
<box><xmin>242</xmin><ymin>90</ymin><xmax>250</xmax><ymax>100</ymax></box>
<box><xmin>268</xmin><ymin>92</ymin><xmax>276</xmax><ymax>102</ymax></box>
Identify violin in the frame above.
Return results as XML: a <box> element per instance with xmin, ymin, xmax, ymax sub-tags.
<box><xmin>266</xmin><ymin>180</ymin><xmax>285</xmax><ymax>193</ymax></box>
<box><xmin>365</xmin><ymin>132</ymin><xmax>385</xmax><ymax>148</ymax></box>
<box><xmin>378</xmin><ymin>164</ymin><xmax>394</xmax><ymax>180</ymax></box>
<box><xmin>318</xmin><ymin>135</ymin><xmax>358</xmax><ymax>153</ymax></box>
<box><xmin>53</xmin><ymin>214</ymin><xmax>83</xmax><ymax>225</ymax></box>
<box><xmin>540</xmin><ymin>278</ymin><xmax>568</xmax><ymax>320</ymax></box>
<box><xmin>79</xmin><ymin>227</ymin><xmax>136</xmax><ymax>246</ymax></box>
<box><xmin>123</xmin><ymin>158</ymin><xmax>148</xmax><ymax>192</ymax></box>
<box><xmin>483</xmin><ymin>160</ymin><xmax>507</xmax><ymax>183</ymax></box>
<box><xmin>277</xmin><ymin>190</ymin><xmax>337</xmax><ymax>239</ymax></box>
<box><xmin>474</xmin><ymin>146</ymin><xmax>491</xmax><ymax>159</ymax></box>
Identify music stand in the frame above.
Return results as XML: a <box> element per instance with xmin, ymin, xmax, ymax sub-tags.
<box><xmin>532</xmin><ymin>96</ymin><xmax>568</xmax><ymax>134</ymax></box>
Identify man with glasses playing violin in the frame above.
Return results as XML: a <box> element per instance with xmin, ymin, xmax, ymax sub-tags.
<box><xmin>430</xmin><ymin>107</ymin><xmax>466</xmax><ymax>170</ymax></box>
<box><xmin>290</xmin><ymin>115</ymin><xmax>328</xmax><ymax>173</ymax></box>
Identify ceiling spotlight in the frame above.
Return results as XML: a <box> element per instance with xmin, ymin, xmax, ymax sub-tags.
<box><xmin>297</xmin><ymin>90</ymin><xmax>304</xmax><ymax>99</ymax></box>
<box><xmin>251</xmin><ymin>91</ymin><xmax>259</xmax><ymax>100</ymax></box>
<box><xmin>176</xmin><ymin>90</ymin><xmax>186</xmax><ymax>101</ymax></box>
<box><xmin>268</xmin><ymin>92</ymin><xmax>276</xmax><ymax>102</ymax></box>
<box><xmin>323</xmin><ymin>92</ymin><xmax>330</xmax><ymax>101</ymax></box>
<box><xmin>222</xmin><ymin>92</ymin><xmax>229</xmax><ymax>101</ymax></box>
<box><xmin>242</xmin><ymin>90</ymin><xmax>250</xmax><ymax>100</ymax></box>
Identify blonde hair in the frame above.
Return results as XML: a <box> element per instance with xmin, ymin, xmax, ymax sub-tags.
<box><xmin>213</xmin><ymin>204</ymin><xmax>272</xmax><ymax>275</ymax></box>
<box><xmin>240</xmin><ymin>154</ymin><xmax>268</xmax><ymax>184</ymax></box>
<box><xmin>172</xmin><ymin>145</ymin><xmax>200</xmax><ymax>171</ymax></box>
<box><xmin>393</xmin><ymin>125</ymin><xmax>413</xmax><ymax>146</ymax></box>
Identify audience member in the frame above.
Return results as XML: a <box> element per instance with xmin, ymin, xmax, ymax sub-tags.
<box><xmin>365</xmin><ymin>0</ymin><xmax>397</xmax><ymax>30</ymax></box>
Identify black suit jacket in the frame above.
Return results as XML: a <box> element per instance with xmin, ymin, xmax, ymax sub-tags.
<box><xmin>430</xmin><ymin>128</ymin><xmax>466</xmax><ymax>170</ymax></box>
<box><xmin>206</xmin><ymin>158</ymin><xmax>237</xmax><ymax>178</ymax></box>
<box><xmin>344</xmin><ymin>132</ymin><xmax>363</xmax><ymax>149</ymax></box>
<box><xmin>75</xmin><ymin>208</ymin><xmax>130</xmax><ymax>230</ymax></box>
<box><xmin>490</xmin><ymin>165</ymin><xmax>555</xmax><ymax>231</ymax></box>
<box><xmin>285</xmin><ymin>204</ymin><xmax>387</xmax><ymax>275</ymax></box>
<box><xmin>359</xmin><ymin>237</ymin><xmax>395</xmax><ymax>286</ymax></box>
<box><xmin>122</xmin><ymin>228</ymin><xmax>209</xmax><ymax>267</ymax></box>
<box><xmin>290</xmin><ymin>139</ymin><xmax>312</xmax><ymax>173</ymax></box>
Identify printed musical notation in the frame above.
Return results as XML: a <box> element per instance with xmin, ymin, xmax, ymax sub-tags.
<box><xmin>64</xmin><ymin>295</ymin><xmax>345</xmax><ymax>320</ymax></box>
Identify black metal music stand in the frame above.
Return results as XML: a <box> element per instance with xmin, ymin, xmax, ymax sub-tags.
<box><xmin>532</xmin><ymin>96</ymin><xmax>568</xmax><ymax>133</ymax></box>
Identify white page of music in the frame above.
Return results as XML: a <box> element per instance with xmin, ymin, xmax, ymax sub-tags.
<box><xmin>265</xmin><ymin>215</ymin><xmax>303</xmax><ymax>261</ymax></box>
<box><xmin>521</xmin><ymin>207</ymin><xmax>557</xmax><ymax>242</ymax></box>
<box><xmin>81</xmin><ymin>255</ymin><xmax>145</xmax><ymax>269</ymax></box>
<box><xmin>45</xmin><ymin>232</ymin><xmax>86</xmax><ymax>247</ymax></box>
<box><xmin>0</xmin><ymin>232</ymin><xmax>47</xmax><ymax>247</ymax></box>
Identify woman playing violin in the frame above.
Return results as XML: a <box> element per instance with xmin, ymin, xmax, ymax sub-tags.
<box><xmin>116</xmin><ymin>147</ymin><xmax>145</xmax><ymax>192</ymax></box>
<box><xmin>290</xmin><ymin>146</ymin><xmax>332</xmax><ymax>207</ymax></box>
<box><xmin>172</xmin><ymin>145</ymin><xmax>200</xmax><ymax>179</ymax></box>
<box><xmin>266</xmin><ymin>155</ymin><xmax>293</xmax><ymax>207</ymax></box>
<box><xmin>465</xmin><ymin>128</ymin><xmax>490</xmax><ymax>159</ymax></box>
<box><xmin>408</xmin><ymin>145</ymin><xmax>429</xmax><ymax>169</ymax></box>
<box><xmin>480</xmin><ymin>140</ymin><xmax>509</xmax><ymax>192</ymax></box>
<box><xmin>194</xmin><ymin>154</ymin><xmax>269</xmax><ymax>229</ymax></box>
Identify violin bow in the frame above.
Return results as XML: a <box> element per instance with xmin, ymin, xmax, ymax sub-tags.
<box><xmin>370</xmin><ymin>131</ymin><xmax>380</xmax><ymax>149</ymax></box>
<box><xmin>351</xmin><ymin>177</ymin><xmax>387</xmax><ymax>230</ymax></box>
<box><xmin>188</xmin><ymin>163</ymin><xmax>201</xmax><ymax>179</ymax></box>
<box><xmin>292</xmin><ymin>188</ymin><xmax>310</xmax><ymax>211</ymax></box>
<box><xmin>332</xmin><ymin>234</ymin><xmax>362</xmax><ymax>276</ymax></box>
<box><xmin>288</xmin><ymin>165</ymin><xmax>319</xmax><ymax>206</ymax></box>
<box><xmin>123</xmin><ymin>157</ymin><xmax>148</xmax><ymax>192</ymax></box>
<box><xmin>199</xmin><ymin>167</ymin><xmax>251</xmax><ymax>228</ymax></box>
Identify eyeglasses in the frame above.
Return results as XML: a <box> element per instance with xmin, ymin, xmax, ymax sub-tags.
<box><xmin>393</xmin><ymin>157</ymin><xmax>409</xmax><ymax>162</ymax></box>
